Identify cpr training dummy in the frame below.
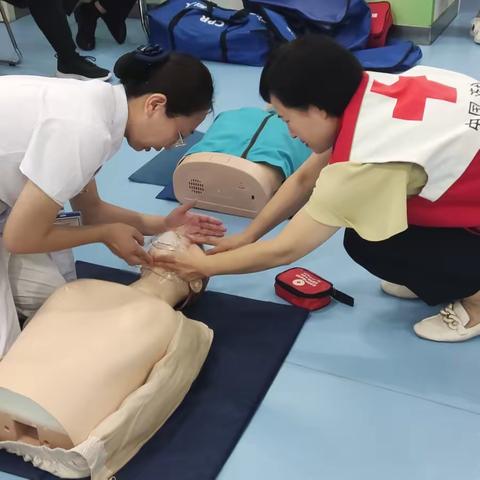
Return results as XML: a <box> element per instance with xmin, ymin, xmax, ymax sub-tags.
<box><xmin>0</xmin><ymin>230</ymin><xmax>213</xmax><ymax>480</ymax></box>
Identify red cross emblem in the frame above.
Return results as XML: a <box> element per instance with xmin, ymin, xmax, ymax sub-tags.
<box><xmin>370</xmin><ymin>75</ymin><xmax>457</xmax><ymax>121</ymax></box>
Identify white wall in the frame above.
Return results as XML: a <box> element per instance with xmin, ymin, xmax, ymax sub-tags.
<box><xmin>433</xmin><ymin>0</ymin><xmax>457</xmax><ymax>21</ymax></box>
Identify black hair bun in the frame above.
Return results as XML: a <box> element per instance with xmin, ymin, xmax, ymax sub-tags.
<box><xmin>114</xmin><ymin>45</ymin><xmax>170</xmax><ymax>82</ymax></box>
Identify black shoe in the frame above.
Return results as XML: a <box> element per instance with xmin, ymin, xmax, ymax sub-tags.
<box><xmin>101</xmin><ymin>10</ymin><xmax>127</xmax><ymax>44</ymax></box>
<box><xmin>56</xmin><ymin>54</ymin><xmax>111</xmax><ymax>81</ymax></box>
<box><xmin>74</xmin><ymin>2</ymin><xmax>99</xmax><ymax>51</ymax></box>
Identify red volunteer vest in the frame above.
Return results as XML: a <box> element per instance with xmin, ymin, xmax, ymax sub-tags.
<box><xmin>330</xmin><ymin>67</ymin><xmax>480</xmax><ymax>228</ymax></box>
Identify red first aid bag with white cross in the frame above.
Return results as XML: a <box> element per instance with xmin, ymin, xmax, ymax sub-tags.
<box><xmin>367</xmin><ymin>1</ymin><xmax>393</xmax><ymax>48</ymax></box>
<box><xmin>275</xmin><ymin>267</ymin><xmax>354</xmax><ymax>311</ymax></box>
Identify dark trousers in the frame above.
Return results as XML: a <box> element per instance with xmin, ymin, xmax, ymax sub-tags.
<box><xmin>98</xmin><ymin>0</ymin><xmax>137</xmax><ymax>19</ymax></box>
<box><xmin>14</xmin><ymin>0</ymin><xmax>137</xmax><ymax>61</ymax></box>
<box><xmin>26</xmin><ymin>0</ymin><xmax>78</xmax><ymax>60</ymax></box>
<box><xmin>343</xmin><ymin>226</ymin><xmax>480</xmax><ymax>306</ymax></box>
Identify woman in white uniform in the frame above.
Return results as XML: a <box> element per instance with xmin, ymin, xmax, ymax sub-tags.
<box><xmin>0</xmin><ymin>45</ymin><xmax>223</xmax><ymax>356</ymax></box>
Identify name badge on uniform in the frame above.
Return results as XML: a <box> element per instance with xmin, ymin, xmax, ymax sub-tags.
<box><xmin>54</xmin><ymin>211</ymin><xmax>82</xmax><ymax>227</ymax></box>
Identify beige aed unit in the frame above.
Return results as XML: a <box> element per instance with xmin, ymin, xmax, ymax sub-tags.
<box><xmin>173</xmin><ymin>152</ymin><xmax>284</xmax><ymax>218</ymax></box>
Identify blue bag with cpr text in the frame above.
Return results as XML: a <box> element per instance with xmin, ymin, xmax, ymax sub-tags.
<box><xmin>148</xmin><ymin>0</ymin><xmax>295</xmax><ymax>66</ymax></box>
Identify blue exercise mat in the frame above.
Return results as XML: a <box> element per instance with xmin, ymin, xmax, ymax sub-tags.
<box><xmin>0</xmin><ymin>261</ymin><xmax>308</xmax><ymax>480</ymax></box>
<box><xmin>156</xmin><ymin>182</ymin><xmax>177</xmax><ymax>202</ymax></box>
<box><xmin>128</xmin><ymin>131</ymin><xmax>204</xmax><ymax>187</ymax></box>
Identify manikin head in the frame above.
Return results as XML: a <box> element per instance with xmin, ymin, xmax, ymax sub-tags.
<box><xmin>133</xmin><ymin>230</ymin><xmax>208</xmax><ymax>308</ymax></box>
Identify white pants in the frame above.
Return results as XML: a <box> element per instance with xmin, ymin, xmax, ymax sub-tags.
<box><xmin>0</xmin><ymin>239</ymin><xmax>75</xmax><ymax>357</ymax></box>
<box><xmin>0</xmin><ymin>201</ymin><xmax>76</xmax><ymax>357</ymax></box>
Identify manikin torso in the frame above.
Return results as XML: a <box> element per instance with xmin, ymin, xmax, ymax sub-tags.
<box><xmin>0</xmin><ymin>232</ymin><xmax>205</xmax><ymax>449</ymax></box>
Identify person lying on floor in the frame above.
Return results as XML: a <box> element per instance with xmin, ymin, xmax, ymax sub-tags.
<box><xmin>154</xmin><ymin>34</ymin><xmax>480</xmax><ymax>344</ymax></box>
<box><xmin>0</xmin><ymin>230</ymin><xmax>212</xmax><ymax>458</ymax></box>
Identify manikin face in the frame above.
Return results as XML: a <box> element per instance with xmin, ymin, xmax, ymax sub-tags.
<box><xmin>150</xmin><ymin>230</ymin><xmax>191</xmax><ymax>254</ymax></box>
<box><xmin>145</xmin><ymin>231</ymin><xmax>205</xmax><ymax>295</ymax></box>
<box><xmin>125</xmin><ymin>93</ymin><xmax>208</xmax><ymax>152</ymax></box>
<box><xmin>270</xmin><ymin>95</ymin><xmax>339</xmax><ymax>154</ymax></box>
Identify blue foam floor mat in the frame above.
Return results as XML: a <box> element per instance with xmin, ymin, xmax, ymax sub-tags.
<box><xmin>128</xmin><ymin>131</ymin><xmax>204</xmax><ymax>187</ymax></box>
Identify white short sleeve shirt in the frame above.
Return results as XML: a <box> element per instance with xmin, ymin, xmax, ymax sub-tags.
<box><xmin>0</xmin><ymin>76</ymin><xmax>128</xmax><ymax>207</ymax></box>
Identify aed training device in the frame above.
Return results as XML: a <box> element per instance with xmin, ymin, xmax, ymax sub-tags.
<box><xmin>173</xmin><ymin>152</ymin><xmax>284</xmax><ymax>218</ymax></box>
<box><xmin>275</xmin><ymin>267</ymin><xmax>354</xmax><ymax>311</ymax></box>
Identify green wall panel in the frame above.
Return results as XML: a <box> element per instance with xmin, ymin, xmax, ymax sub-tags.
<box><xmin>370</xmin><ymin>0</ymin><xmax>434</xmax><ymax>27</ymax></box>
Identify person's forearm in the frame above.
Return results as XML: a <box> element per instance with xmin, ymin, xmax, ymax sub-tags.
<box><xmin>243</xmin><ymin>175</ymin><xmax>312</xmax><ymax>242</ymax></box>
<box><xmin>80</xmin><ymin>201</ymin><xmax>166</xmax><ymax>235</ymax></box>
<box><xmin>243</xmin><ymin>151</ymin><xmax>330</xmax><ymax>242</ymax></box>
<box><xmin>203</xmin><ymin>238</ymin><xmax>293</xmax><ymax>275</ymax></box>
<box><xmin>4</xmin><ymin>223</ymin><xmax>108</xmax><ymax>254</ymax></box>
<box><xmin>200</xmin><ymin>212</ymin><xmax>338</xmax><ymax>276</ymax></box>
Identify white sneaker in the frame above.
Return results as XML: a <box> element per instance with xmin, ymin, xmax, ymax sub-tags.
<box><xmin>414</xmin><ymin>301</ymin><xmax>480</xmax><ymax>342</ymax></box>
<box><xmin>470</xmin><ymin>17</ymin><xmax>480</xmax><ymax>44</ymax></box>
<box><xmin>381</xmin><ymin>280</ymin><xmax>418</xmax><ymax>299</ymax></box>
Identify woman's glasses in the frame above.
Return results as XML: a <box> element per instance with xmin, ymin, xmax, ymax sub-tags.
<box><xmin>172</xmin><ymin>131</ymin><xmax>186</xmax><ymax>148</ymax></box>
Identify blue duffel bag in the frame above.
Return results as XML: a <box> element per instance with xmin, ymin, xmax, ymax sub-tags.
<box><xmin>244</xmin><ymin>0</ymin><xmax>422</xmax><ymax>73</ymax></box>
<box><xmin>148</xmin><ymin>0</ymin><xmax>295</xmax><ymax>66</ymax></box>
<box><xmin>243</xmin><ymin>0</ymin><xmax>371</xmax><ymax>51</ymax></box>
<box><xmin>354</xmin><ymin>39</ymin><xmax>423</xmax><ymax>73</ymax></box>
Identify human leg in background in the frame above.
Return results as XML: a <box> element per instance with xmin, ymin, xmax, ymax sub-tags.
<box><xmin>343</xmin><ymin>226</ymin><xmax>480</xmax><ymax>342</ymax></box>
<box><xmin>26</xmin><ymin>0</ymin><xmax>111</xmax><ymax>80</ymax></box>
<box><xmin>98</xmin><ymin>0</ymin><xmax>137</xmax><ymax>42</ymax></box>
<box><xmin>75</xmin><ymin>0</ymin><xmax>137</xmax><ymax>51</ymax></box>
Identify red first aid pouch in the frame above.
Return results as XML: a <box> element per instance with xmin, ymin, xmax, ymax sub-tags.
<box><xmin>368</xmin><ymin>1</ymin><xmax>393</xmax><ymax>48</ymax></box>
<box><xmin>275</xmin><ymin>267</ymin><xmax>354</xmax><ymax>311</ymax></box>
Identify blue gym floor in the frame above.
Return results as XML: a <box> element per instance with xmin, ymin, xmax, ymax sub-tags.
<box><xmin>1</xmin><ymin>1</ymin><xmax>480</xmax><ymax>479</ymax></box>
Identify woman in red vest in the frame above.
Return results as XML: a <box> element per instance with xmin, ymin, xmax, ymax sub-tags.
<box><xmin>157</xmin><ymin>34</ymin><xmax>480</xmax><ymax>343</ymax></box>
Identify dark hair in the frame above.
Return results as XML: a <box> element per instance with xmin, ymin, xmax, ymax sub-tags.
<box><xmin>114</xmin><ymin>48</ymin><xmax>214</xmax><ymax>117</ymax></box>
<box><xmin>259</xmin><ymin>34</ymin><xmax>363</xmax><ymax>117</ymax></box>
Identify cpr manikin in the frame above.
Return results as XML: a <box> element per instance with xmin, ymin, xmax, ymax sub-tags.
<box><xmin>0</xmin><ymin>231</ymin><xmax>212</xmax><ymax>480</ymax></box>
